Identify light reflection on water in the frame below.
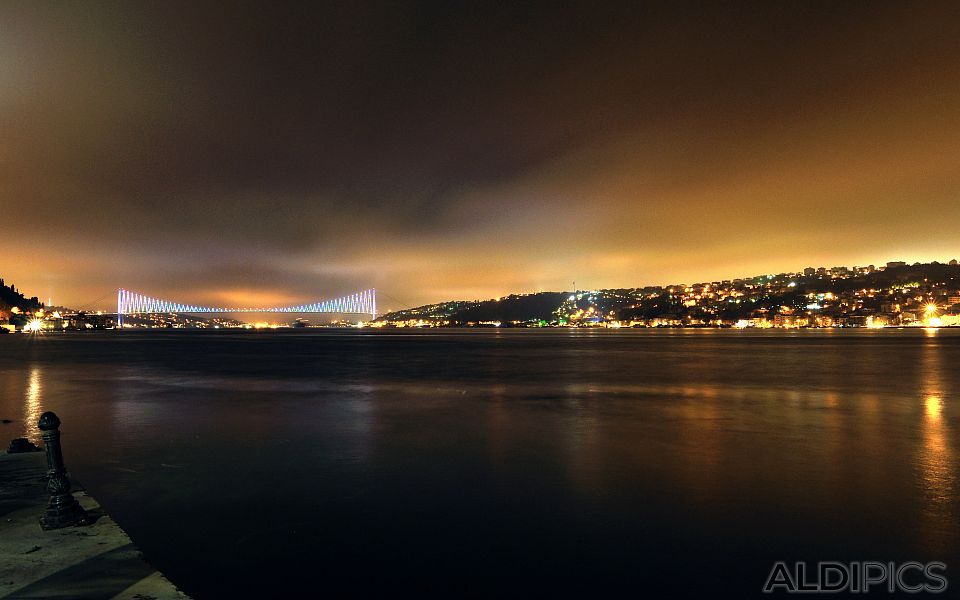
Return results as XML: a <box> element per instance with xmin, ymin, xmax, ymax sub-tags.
<box><xmin>23</xmin><ymin>365</ymin><xmax>43</xmax><ymax>443</ymax></box>
<box><xmin>919</xmin><ymin>396</ymin><xmax>954</xmax><ymax>553</ymax></box>
<box><xmin>916</xmin><ymin>333</ymin><xmax>955</xmax><ymax>555</ymax></box>
<box><xmin>0</xmin><ymin>329</ymin><xmax>958</xmax><ymax>597</ymax></box>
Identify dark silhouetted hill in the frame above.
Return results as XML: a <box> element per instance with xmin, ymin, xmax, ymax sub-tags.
<box><xmin>0</xmin><ymin>278</ymin><xmax>43</xmax><ymax>312</ymax></box>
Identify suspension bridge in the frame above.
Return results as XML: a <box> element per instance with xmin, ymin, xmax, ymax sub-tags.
<box><xmin>116</xmin><ymin>288</ymin><xmax>376</xmax><ymax>325</ymax></box>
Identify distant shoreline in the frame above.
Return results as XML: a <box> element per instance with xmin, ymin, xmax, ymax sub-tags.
<box><xmin>4</xmin><ymin>324</ymin><xmax>959</xmax><ymax>334</ymax></box>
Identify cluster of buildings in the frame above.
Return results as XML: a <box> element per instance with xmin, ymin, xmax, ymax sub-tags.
<box><xmin>0</xmin><ymin>306</ymin><xmax>358</xmax><ymax>332</ymax></box>
<box><xmin>118</xmin><ymin>313</ymin><xmax>248</xmax><ymax>329</ymax></box>
<box><xmin>0</xmin><ymin>306</ymin><xmax>117</xmax><ymax>333</ymax></box>
<box><xmin>377</xmin><ymin>260</ymin><xmax>960</xmax><ymax>329</ymax></box>
<box><xmin>593</xmin><ymin>261</ymin><xmax>960</xmax><ymax>329</ymax></box>
<box><xmin>0</xmin><ymin>300</ymin><xmax>252</xmax><ymax>332</ymax></box>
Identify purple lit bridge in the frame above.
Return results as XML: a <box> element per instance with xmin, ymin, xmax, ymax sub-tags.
<box><xmin>117</xmin><ymin>288</ymin><xmax>376</xmax><ymax>325</ymax></box>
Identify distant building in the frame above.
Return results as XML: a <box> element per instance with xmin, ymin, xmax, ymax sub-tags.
<box><xmin>951</xmin><ymin>259</ymin><xmax>958</xmax><ymax>266</ymax></box>
<box><xmin>940</xmin><ymin>314</ymin><xmax>960</xmax><ymax>326</ymax></box>
<box><xmin>803</xmin><ymin>267</ymin><xmax>816</xmax><ymax>277</ymax></box>
<box><xmin>886</xmin><ymin>261</ymin><xmax>907</xmax><ymax>269</ymax></box>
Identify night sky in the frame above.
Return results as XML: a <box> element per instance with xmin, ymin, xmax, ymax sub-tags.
<box><xmin>3</xmin><ymin>1</ymin><xmax>960</xmax><ymax>311</ymax></box>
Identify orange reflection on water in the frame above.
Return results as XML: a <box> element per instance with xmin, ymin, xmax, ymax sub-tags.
<box><xmin>915</xmin><ymin>334</ymin><xmax>957</xmax><ymax>553</ymax></box>
<box><xmin>23</xmin><ymin>366</ymin><xmax>43</xmax><ymax>443</ymax></box>
<box><xmin>925</xmin><ymin>395</ymin><xmax>942</xmax><ymax>421</ymax></box>
<box><xmin>920</xmin><ymin>395</ymin><xmax>951</xmax><ymax>507</ymax></box>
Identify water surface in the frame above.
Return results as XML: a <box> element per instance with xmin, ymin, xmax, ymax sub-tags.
<box><xmin>1</xmin><ymin>329</ymin><xmax>957</xmax><ymax>597</ymax></box>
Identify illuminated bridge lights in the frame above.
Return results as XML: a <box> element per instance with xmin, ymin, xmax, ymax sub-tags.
<box><xmin>117</xmin><ymin>288</ymin><xmax>377</xmax><ymax>321</ymax></box>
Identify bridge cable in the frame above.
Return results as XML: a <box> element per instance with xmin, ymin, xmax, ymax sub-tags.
<box><xmin>70</xmin><ymin>291</ymin><xmax>115</xmax><ymax>313</ymax></box>
<box><xmin>377</xmin><ymin>291</ymin><xmax>412</xmax><ymax>314</ymax></box>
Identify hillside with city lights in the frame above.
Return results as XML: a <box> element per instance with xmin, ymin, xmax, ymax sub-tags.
<box><xmin>377</xmin><ymin>260</ymin><xmax>960</xmax><ymax>328</ymax></box>
<box><xmin>5</xmin><ymin>259</ymin><xmax>960</xmax><ymax>333</ymax></box>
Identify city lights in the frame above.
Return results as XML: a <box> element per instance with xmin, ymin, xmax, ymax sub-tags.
<box><xmin>376</xmin><ymin>261</ymin><xmax>960</xmax><ymax>329</ymax></box>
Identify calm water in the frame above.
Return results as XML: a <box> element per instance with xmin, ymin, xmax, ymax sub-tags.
<box><xmin>1</xmin><ymin>329</ymin><xmax>958</xmax><ymax>597</ymax></box>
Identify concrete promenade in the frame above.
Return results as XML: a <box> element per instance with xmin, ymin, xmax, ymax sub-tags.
<box><xmin>0</xmin><ymin>452</ymin><xmax>190</xmax><ymax>600</ymax></box>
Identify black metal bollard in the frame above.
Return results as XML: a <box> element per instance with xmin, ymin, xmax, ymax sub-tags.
<box><xmin>37</xmin><ymin>411</ymin><xmax>88</xmax><ymax>529</ymax></box>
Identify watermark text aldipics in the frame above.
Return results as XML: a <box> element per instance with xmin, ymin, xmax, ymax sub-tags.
<box><xmin>763</xmin><ymin>561</ymin><xmax>947</xmax><ymax>594</ymax></box>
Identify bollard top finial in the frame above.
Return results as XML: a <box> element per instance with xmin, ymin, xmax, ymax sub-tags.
<box><xmin>38</xmin><ymin>411</ymin><xmax>61</xmax><ymax>431</ymax></box>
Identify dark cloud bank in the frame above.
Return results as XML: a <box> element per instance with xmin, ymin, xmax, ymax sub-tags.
<box><xmin>2</xmin><ymin>1</ymin><xmax>959</xmax><ymax>309</ymax></box>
